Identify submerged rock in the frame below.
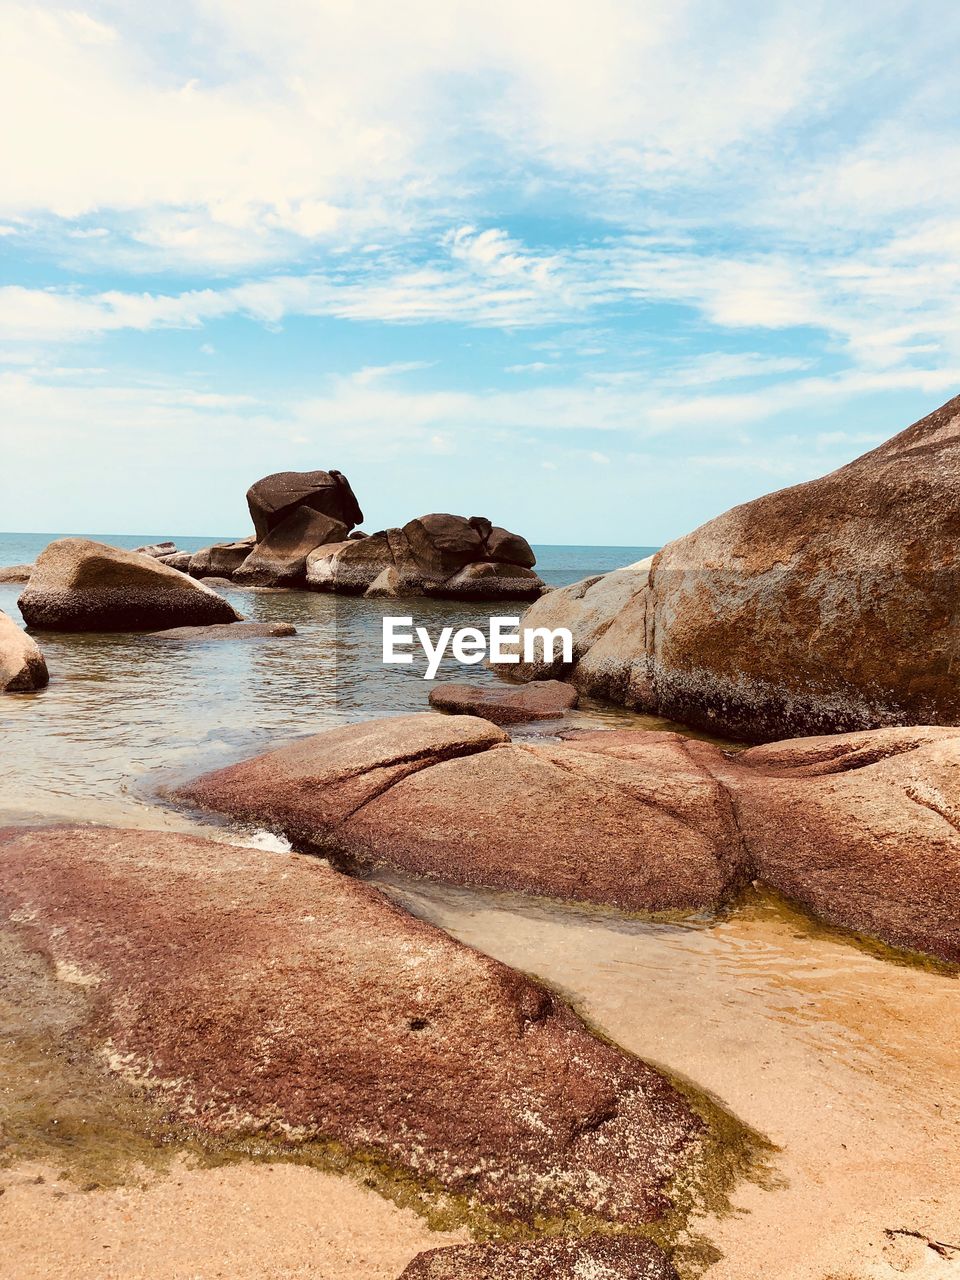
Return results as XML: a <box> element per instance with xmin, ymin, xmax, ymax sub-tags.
<box><xmin>0</xmin><ymin>609</ymin><xmax>48</xmax><ymax>692</ymax></box>
<box><xmin>398</xmin><ymin>1236</ymin><xmax>678</xmax><ymax>1279</ymax></box>
<box><xmin>18</xmin><ymin>539</ymin><xmax>241</xmax><ymax>632</ymax></box>
<box><xmin>179</xmin><ymin>714</ymin><xmax>960</xmax><ymax>961</ymax></box>
<box><xmin>148</xmin><ymin>621</ymin><xmax>296</xmax><ymax>641</ymax></box>
<box><xmin>429</xmin><ymin>680</ymin><xmax>578</xmax><ymax>724</ymax></box>
<box><xmin>0</xmin><ymin>825</ymin><xmax>703</xmax><ymax>1228</ymax></box>
<box><xmin>510</xmin><ymin>395</ymin><xmax>960</xmax><ymax>740</ymax></box>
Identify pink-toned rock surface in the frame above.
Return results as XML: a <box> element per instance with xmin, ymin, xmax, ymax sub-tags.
<box><xmin>397</xmin><ymin>1236</ymin><xmax>678</xmax><ymax>1279</ymax></box>
<box><xmin>428</xmin><ymin>680</ymin><xmax>578</xmax><ymax>724</ymax></box>
<box><xmin>0</xmin><ymin>824</ymin><xmax>703</xmax><ymax>1227</ymax></box>
<box><xmin>0</xmin><ymin>608</ymin><xmax>48</xmax><ymax>692</ymax></box>
<box><xmin>179</xmin><ymin>715</ymin><xmax>960</xmax><ymax>961</ymax></box>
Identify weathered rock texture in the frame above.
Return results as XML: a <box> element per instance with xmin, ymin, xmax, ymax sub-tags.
<box><xmin>306</xmin><ymin>514</ymin><xmax>544</xmax><ymax>600</ymax></box>
<box><xmin>429</xmin><ymin>680</ymin><xmax>578</xmax><ymax>724</ymax></box>
<box><xmin>133</xmin><ymin>541</ymin><xmax>178</xmax><ymax>559</ymax></box>
<box><xmin>398</xmin><ymin>1237</ymin><xmax>678</xmax><ymax>1280</ymax></box>
<box><xmin>234</xmin><ymin>508</ymin><xmax>349</xmax><ymax>585</ymax></box>
<box><xmin>0</xmin><ymin>563</ymin><xmax>34</xmax><ymax>583</ymax></box>
<box><xmin>510</xmin><ymin>395</ymin><xmax>960</xmax><ymax>740</ymax></box>
<box><xmin>188</xmin><ymin>538</ymin><xmax>255</xmax><ymax>579</ymax></box>
<box><xmin>247</xmin><ymin>468</ymin><xmax>363</xmax><ymax>542</ymax></box>
<box><xmin>18</xmin><ymin>539</ymin><xmax>241</xmax><ymax>632</ymax></box>
<box><xmin>148</xmin><ymin>621</ymin><xmax>296</xmax><ymax>641</ymax></box>
<box><xmin>179</xmin><ymin>714</ymin><xmax>960</xmax><ymax>962</ymax></box>
<box><xmin>0</xmin><ymin>825</ymin><xmax>703</xmax><ymax>1227</ymax></box>
<box><xmin>0</xmin><ymin>609</ymin><xmax>48</xmax><ymax>692</ymax></box>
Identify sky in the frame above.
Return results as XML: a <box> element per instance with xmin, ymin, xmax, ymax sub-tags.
<box><xmin>1</xmin><ymin>1</ymin><xmax>959</xmax><ymax>545</ymax></box>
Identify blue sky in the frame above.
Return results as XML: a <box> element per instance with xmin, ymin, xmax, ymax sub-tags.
<box><xmin>1</xmin><ymin>0</ymin><xmax>959</xmax><ymax>544</ymax></box>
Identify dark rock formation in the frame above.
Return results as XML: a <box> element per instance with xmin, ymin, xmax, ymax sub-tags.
<box><xmin>18</xmin><ymin>539</ymin><xmax>241</xmax><ymax>632</ymax></box>
<box><xmin>0</xmin><ymin>825</ymin><xmax>703</xmax><ymax>1228</ymax></box>
<box><xmin>188</xmin><ymin>538</ymin><xmax>255</xmax><ymax>579</ymax></box>
<box><xmin>246</xmin><ymin>469</ymin><xmax>363</xmax><ymax>541</ymax></box>
<box><xmin>0</xmin><ymin>609</ymin><xmax>48</xmax><ymax>692</ymax></box>
<box><xmin>429</xmin><ymin>680</ymin><xmax>578</xmax><ymax>724</ymax></box>
<box><xmin>306</xmin><ymin>515</ymin><xmax>543</xmax><ymax>600</ymax></box>
<box><xmin>509</xmin><ymin>395</ymin><xmax>960</xmax><ymax>741</ymax></box>
<box><xmin>398</xmin><ymin>1237</ymin><xmax>678</xmax><ymax>1279</ymax></box>
<box><xmin>234</xmin><ymin>508</ymin><xmax>348</xmax><ymax>585</ymax></box>
<box><xmin>148</xmin><ymin>621</ymin><xmax>295</xmax><ymax>641</ymax></box>
<box><xmin>179</xmin><ymin>714</ymin><xmax>960</xmax><ymax>962</ymax></box>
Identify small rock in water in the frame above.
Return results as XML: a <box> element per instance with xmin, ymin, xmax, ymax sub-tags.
<box><xmin>148</xmin><ymin>621</ymin><xmax>295</xmax><ymax>641</ymax></box>
<box><xmin>429</xmin><ymin>679</ymin><xmax>578</xmax><ymax>724</ymax></box>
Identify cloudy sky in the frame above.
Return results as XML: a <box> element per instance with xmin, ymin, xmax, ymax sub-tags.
<box><xmin>1</xmin><ymin>1</ymin><xmax>958</xmax><ymax>544</ymax></box>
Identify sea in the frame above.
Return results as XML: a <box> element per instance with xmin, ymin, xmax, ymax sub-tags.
<box><xmin>0</xmin><ymin>531</ymin><xmax>658</xmax><ymax>827</ymax></box>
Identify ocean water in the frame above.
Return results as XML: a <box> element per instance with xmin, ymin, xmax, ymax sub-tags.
<box><xmin>0</xmin><ymin>531</ymin><xmax>661</xmax><ymax>827</ymax></box>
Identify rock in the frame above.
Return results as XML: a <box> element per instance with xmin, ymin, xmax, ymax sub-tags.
<box><xmin>348</xmin><ymin>529</ymin><xmax>368</xmax><ymax>540</ymax></box>
<box><xmin>133</xmin><ymin>541</ymin><xmax>177</xmax><ymax>559</ymax></box>
<box><xmin>484</xmin><ymin>526</ymin><xmax>536</xmax><ymax>569</ymax></box>
<box><xmin>197</xmin><ymin>576</ymin><xmax>236</xmax><ymax>589</ymax></box>
<box><xmin>148</xmin><ymin>621</ymin><xmax>296</xmax><ymax>641</ymax></box>
<box><xmin>246</xmin><ymin>469</ymin><xmax>363</xmax><ymax>542</ymax></box>
<box><xmin>178</xmin><ymin>714</ymin><xmax>746</xmax><ymax>916</ymax></box>
<box><xmin>18</xmin><ymin>539</ymin><xmax>241</xmax><ymax>632</ymax></box>
<box><xmin>188</xmin><ymin>537</ymin><xmax>256</xmax><ymax>580</ymax></box>
<box><xmin>158</xmin><ymin>551</ymin><xmax>193</xmax><ymax>572</ymax></box>
<box><xmin>234</xmin><ymin>507</ymin><xmax>348</xmax><ymax>586</ymax></box>
<box><xmin>429</xmin><ymin>680</ymin><xmax>578</xmax><ymax>724</ymax></box>
<box><xmin>0</xmin><ymin>563</ymin><xmax>34</xmax><ymax>583</ymax></box>
<box><xmin>516</xmin><ymin>395</ymin><xmax>960</xmax><ymax>740</ymax></box>
<box><xmin>178</xmin><ymin>715</ymin><xmax>960</xmax><ymax>961</ymax></box>
<box><xmin>306</xmin><ymin>517</ymin><xmax>545</xmax><ymax>600</ymax></box>
<box><xmin>0</xmin><ymin>609</ymin><xmax>48</xmax><ymax>692</ymax></box>
<box><xmin>0</xmin><ymin>825</ymin><xmax>703</xmax><ymax>1227</ymax></box>
<box><xmin>398</xmin><ymin>1237</ymin><xmax>678</xmax><ymax>1280</ymax></box>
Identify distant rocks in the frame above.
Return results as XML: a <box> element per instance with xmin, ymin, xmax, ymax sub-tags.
<box><xmin>18</xmin><ymin>539</ymin><xmax>241</xmax><ymax>632</ymax></box>
<box><xmin>0</xmin><ymin>609</ymin><xmax>48</xmax><ymax>692</ymax></box>
<box><xmin>0</xmin><ymin>825</ymin><xmax>703</xmax><ymax>1228</ymax></box>
<box><xmin>429</xmin><ymin>679</ymin><xmax>578</xmax><ymax>724</ymax></box>
<box><xmin>398</xmin><ymin>1237</ymin><xmax>678</xmax><ymax>1280</ymax></box>
<box><xmin>179</xmin><ymin>714</ymin><xmax>960</xmax><ymax>962</ymax></box>
<box><xmin>305</xmin><ymin>514</ymin><xmax>544</xmax><ymax>600</ymax></box>
<box><xmin>148</xmin><ymin>621</ymin><xmax>295</xmax><ymax>642</ymax></box>
<box><xmin>510</xmin><ymin>394</ymin><xmax>960</xmax><ymax>740</ymax></box>
<box><xmin>0</xmin><ymin>564</ymin><xmax>34</xmax><ymax>584</ymax></box>
<box><xmin>133</xmin><ymin>541</ymin><xmax>178</xmax><ymax>559</ymax></box>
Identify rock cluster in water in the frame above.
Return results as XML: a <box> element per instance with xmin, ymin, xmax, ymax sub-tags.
<box><xmin>179</xmin><ymin>713</ymin><xmax>960</xmax><ymax>963</ymax></box>
<box><xmin>0</xmin><ymin>824</ymin><xmax>704</xmax><ymax>1230</ymax></box>
<box><xmin>506</xmin><ymin>392</ymin><xmax>960</xmax><ymax>741</ymax></box>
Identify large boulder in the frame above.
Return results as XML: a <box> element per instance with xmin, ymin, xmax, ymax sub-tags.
<box><xmin>178</xmin><ymin>714</ymin><xmax>960</xmax><ymax>962</ymax></box>
<box><xmin>246</xmin><ymin>469</ymin><xmax>363</xmax><ymax>541</ymax></box>
<box><xmin>512</xmin><ymin>395</ymin><xmax>960</xmax><ymax>740</ymax></box>
<box><xmin>188</xmin><ymin>537</ymin><xmax>255</xmax><ymax>579</ymax></box>
<box><xmin>398</xmin><ymin>1237</ymin><xmax>678</xmax><ymax>1279</ymax></box>
<box><xmin>0</xmin><ymin>825</ymin><xmax>704</xmax><ymax>1228</ymax></box>
<box><xmin>306</xmin><ymin>516</ymin><xmax>544</xmax><ymax>600</ymax></box>
<box><xmin>0</xmin><ymin>609</ymin><xmax>48</xmax><ymax>692</ymax></box>
<box><xmin>234</xmin><ymin>508</ymin><xmax>348</xmax><ymax>586</ymax></box>
<box><xmin>18</xmin><ymin>539</ymin><xmax>241</xmax><ymax>631</ymax></box>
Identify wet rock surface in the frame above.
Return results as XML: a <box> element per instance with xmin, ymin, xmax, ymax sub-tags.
<box><xmin>510</xmin><ymin>395</ymin><xmax>960</xmax><ymax>740</ymax></box>
<box><xmin>180</xmin><ymin>715</ymin><xmax>960</xmax><ymax>962</ymax></box>
<box><xmin>148</xmin><ymin>621</ymin><xmax>296</xmax><ymax>641</ymax></box>
<box><xmin>17</xmin><ymin>539</ymin><xmax>241</xmax><ymax>632</ymax></box>
<box><xmin>0</xmin><ymin>824</ymin><xmax>704</xmax><ymax>1229</ymax></box>
<box><xmin>429</xmin><ymin>680</ymin><xmax>578</xmax><ymax>724</ymax></box>
<box><xmin>0</xmin><ymin>608</ymin><xmax>49</xmax><ymax>692</ymax></box>
<box><xmin>397</xmin><ymin>1236</ymin><xmax>679</xmax><ymax>1279</ymax></box>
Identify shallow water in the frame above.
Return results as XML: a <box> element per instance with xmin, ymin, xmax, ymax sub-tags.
<box><xmin>2</xmin><ymin>537</ymin><xmax>959</xmax><ymax>1278</ymax></box>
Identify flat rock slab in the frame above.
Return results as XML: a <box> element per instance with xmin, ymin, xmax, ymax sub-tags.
<box><xmin>429</xmin><ymin>680</ymin><xmax>578</xmax><ymax>724</ymax></box>
<box><xmin>0</xmin><ymin>825</ymin><xmax>702</xmax><ymax>1228</ymax></box>
<box><xmin>179</xmin><ymin>715</ymin><xmax>960</xmax><ymax>961</ymax></box>
<box><xmin>398</xmin><ymin>1236</ymin><xmax>678</xmax><ymax>1279</ymax></box>
<box><xmin>148</xmin><ymin>622</ymin><xmax>296</xmax><ymax>641</ymax></box>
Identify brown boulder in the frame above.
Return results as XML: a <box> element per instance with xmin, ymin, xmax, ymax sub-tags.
<box><xmin>18</xmin><ymin>539</ymin><xmax>241</xmax><ymax>632</ymax></box>
<box><xmin>234</xmin><ymin>508</ymin><xmax>348</xmax><ymax>586</ymax></box>
<box><xmin>429</xmin><ymin>680</ymin><xmax>578</xmax><ymax>724</ymax></box>
<box><xmin>484</xmin><ymin>526</ymin><xmax>536</xmax><ymax>569</ymax></box>
<box><xmin>403</xmin><ymin>514</ymin><xmax>485</xmax><ymax>577</ymax></box>
<box><xmin>514</xmin><ymin>396</ymin><xmax>960</xmax><ymax>741</ymax></box>
<box><xmin>0</xmin><ymin>825</ymin><xmax>703</xmax><ymax>1227</ymax></box>
<box><xmin>158</xmin><ymin>551</ymin><xmax>193</xmax><ymax>572</ymax></box>
<box><xmin>438</xmin><ymin>562</ymin><xmax>543</xmax><ymax>600</ymax></box>
<box><xmin>133</xmin><ymin>541</ymin><xmax>177</xmax><ymax>559</ymax></box>
<box><xmin>148</xmin><ymin>621</ymin><xmax>296</xmax><ymax>641</ymax></box>
<box><xmin>178</xmin><ymin>715</ymin><xmax>960</xmax><ymax>961</ymax></box>
<box><xmin>306</xmin><ymin>532</ymin><xmax>393</xmax><ymax>593</ymax></box>
<box><xmin>0</xmin><ymin>563</ymin><xmax>34</xmax><ymax>583</ymax></box>
<box><xmin>178</xmin><ymin>714</ymin><xmax>746</xmax><ymax>915</ymax></box>
<box><xmin>0</xmin><ymin>609</ymin><xmax>48</xmax><ymax>692</ymax></box>
<box><xmin>398</xmin><ymin>1237</ymin><xmax>678</xmax><ymax>1279</ymax></box>
<box><xmin>188</xmin><ymin>537</ymin><xmax>255</xmax><ymax>579</ymax></box>
<box><xmin>246</xmin><ymin>469</ymin><xmax>362</xmax><ymax>541</ymax></box>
